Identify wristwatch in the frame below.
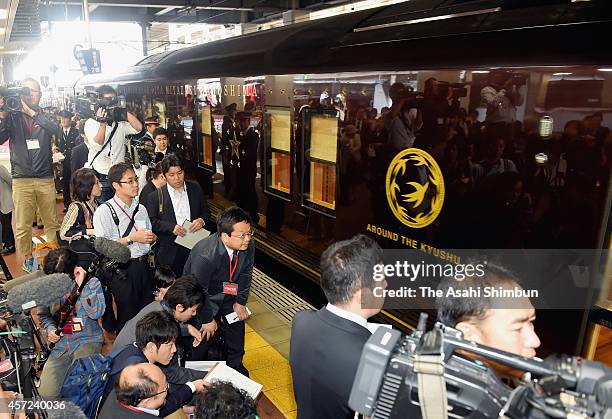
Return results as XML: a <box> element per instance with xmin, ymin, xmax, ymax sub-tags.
<box><xmin>127</xmin><ymin>236</ymin><xmax>134</xmax><ymax>246</ymax></box>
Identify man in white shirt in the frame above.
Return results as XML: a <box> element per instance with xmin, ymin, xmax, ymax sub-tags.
<box><xmin>290</xmin><ymin>235</ymin><xmax>386</xmax><ymax>419</ymax></box>
<box><xmin>84</xmin><ymin>85</ymin><xmax>143</xmax><ymax>202</ymax></box>
<box><xmin>93</xmin><ymin>162</ymin><xmax>157</xmax><ymax>332</ymax></box>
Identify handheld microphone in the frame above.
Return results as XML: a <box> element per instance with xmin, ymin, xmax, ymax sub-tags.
<box><xmin>6</xmin><ymin>273</ymin><xmax>73</xmax><ymax>313</ymax></box>
<box><xmin>94</xmin><ymin>237</ymin><xmax>131</xmax><ymax>264</ymax></box>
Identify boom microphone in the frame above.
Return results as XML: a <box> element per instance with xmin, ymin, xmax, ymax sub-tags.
<box><xmin>94</xmin><ymin>236</ymin><xmax>131</xmax><ymax>264</ymax></box>
<box><xmin>1</xmin><ymin>270</ymin><xmax>43</xmax><ymax>292</ymax></box>
<box><xmin>6</xmin><ymin>273</ymin><xmax>73</xmax><ymax>313</ymax></box>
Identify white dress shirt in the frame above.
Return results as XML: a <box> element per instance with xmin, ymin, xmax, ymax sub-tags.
<box><xmin>167</xmin><ymin>183</ymin><xmax>191</xmax><ymax>225</ymax></box>
<box><xmin>326</xmin><ymin>303</ymin><xmax>369</xmax><ymax>330</ymax></box>
<box><xmin>84</xmin><ymin>120</ymin><xmax>138</xmax><ymax>175</ymax></box>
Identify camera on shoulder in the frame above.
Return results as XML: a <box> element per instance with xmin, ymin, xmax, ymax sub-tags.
<box><xmin>0</xmin><ymin>85</ymin><xmax>31</xmax><ymax>113</ymax></box>
<box><xmin>75</xmin><ymin>91</ymin><xmax>128</xmax><ymax>124</ymax></box>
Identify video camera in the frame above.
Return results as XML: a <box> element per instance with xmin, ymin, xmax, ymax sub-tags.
<box><xmin>75</xmin><ymin>91</ymin><xmax>128</xmax><ymax>124</ymax></box>
<box><xmin>438</xmin><ymin>81</ymin><xmax>468</xmax><ymax>98</ymax></box>
<box><xmin>349</xmin><ymin>313</ymin><xmax>612</xmax><ymax>419</ymax></box>
<box><xmin>0</xmin><ymin>86</ymin><xmax>31</xmax><ymax>113</ymax></box>
<box><xmin>127</xmin><ymin>135</ymin><xmax>156</xmax><ymax>169</ymax></box>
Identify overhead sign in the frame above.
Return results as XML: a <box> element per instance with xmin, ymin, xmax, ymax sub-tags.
<box><xmin>74</xmin><ymin>47</ymin><xmax>101</xmax><ymax>75</ymax></box>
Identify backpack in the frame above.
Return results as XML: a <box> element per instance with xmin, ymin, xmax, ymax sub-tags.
<box><xmin>59</xmin><ymin>351</ymin><xmax>142</xmax><ymax>419</ymax></box>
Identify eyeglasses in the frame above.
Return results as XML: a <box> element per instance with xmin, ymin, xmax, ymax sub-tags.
<box><xmin>231</xmin><ymin>230</ymin><xmax>255</xmax><ymax>240</ymax></box>
<box><xmin>145</xmin><ymin>382</ymin><xmax>169</xmax><ymax>400</ymax></box>
<box><xmin>118</xmin><ymin>177</ymin><xmax>139</xmax><ymax>185</ymax></box>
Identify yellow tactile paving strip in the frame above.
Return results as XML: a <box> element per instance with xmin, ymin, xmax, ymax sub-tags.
<box><xmin>244</xmin><ymin>269</ymin><xmax>315</xmax><ymax>418</ymax></box>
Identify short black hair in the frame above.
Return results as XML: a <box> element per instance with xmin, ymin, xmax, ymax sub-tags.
<box><xmin>217</xmin><ymin>206</ymin><xmax>252</xmax><ymax>236</ymax></box>
<box><xmin>194</xmin><ymin>382</ymin><xmax>257</xmax><ymax>419</ymax></box>
<box><xmin>43</xmin><ymin>248</ymin><xmax>78</xmax><ymax>277</ymax></box>
<box><xmin>135</xmin><ymin>311</ymin><xmax>179</xmax><ymax>349</ymax></box>
<box><xmin>320</xmin><ymin>235</ymin><xmax>382</xmax><ymax>305</ymax></box>
<box><xmin>163</xmin><ymin>275</ymin><xmax>204</xmax><ymax>310</ymax></box>
<box><xmin>96</xmin><ymin>85</ymin><xmax>116</xmax><ymax>96</ymax></box>
<box><xmin>108</xmin><ymin>162</ymin><xmax>135</xmax><ymax>191</ymax></box>
<box><xmin>152</xmin><ymin>127</ymin><xmax>167</xmax><ymax>139</ymax></box>
<box><xmin>436</xmin><ymin>261</ymin><xmax>521</xmax><ymax>327</ymax></box>
<box><xmin>154</xmin><ymin>265</ymin><xmax>176</xmax><ymax>290</ymax></box>
<box><xmin>161</xmin><ymin>154</ymin><xmax>183</xmax><ymax>175</ymax></box>
<box><xmin>115</xmin><ymin>365</ymin><xmax>158</xmax><ymax>407</ymax></box>
<box><xmin>71</xmin><ymin>167</ymin><xmax>98</xmax><ymax>202</ymax></box>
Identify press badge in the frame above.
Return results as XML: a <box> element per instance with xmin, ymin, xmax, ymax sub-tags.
<box><xmin>223</xmin><ymin>282</ymin><xmax>238</xmax><ymax>295</ymax></box>
<box><xmin>26</xmin><ymin>139</ymin><xmax>40</xmax><ymax>150</ymax></box>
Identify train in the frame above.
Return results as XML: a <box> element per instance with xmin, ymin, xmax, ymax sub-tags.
<box><xmin>76</xmin><ymin>0</ymin><xmax>612</xmax><ymax>361</ymax></box>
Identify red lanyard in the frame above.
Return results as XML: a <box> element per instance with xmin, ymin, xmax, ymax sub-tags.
<box><xmin>22</xmin><ymin>115</ymin><xmax>33</xmax><ymax>137</ymax></box>
<box><xmin>229</xmin><ymin>253</ymin><xmax>239</xmax><ymax>283</ymax></box>
<box><xmin>113</xmin><ymin>198</ymin><xmax>139</xmax><ymax>231</ymax></box>
<box><xmin>118</xmin><ymin>402</ymin><xmax>146</xmax><ymax>413</ymax></box>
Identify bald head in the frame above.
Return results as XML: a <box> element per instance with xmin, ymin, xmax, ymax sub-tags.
<box><xmin>116</xmin><ymin>363</ymin><xmax>167</xmax><ymax>409</ymax></box>
<box><xmin>20</xmin><ymin>77</ymin><xmax>41</xmax><ymax>108</ymax></box>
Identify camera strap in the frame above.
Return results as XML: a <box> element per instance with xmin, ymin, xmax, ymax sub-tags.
<box><xmin>89</xmin><ymin>122</ymin><xmax>118</xmax><ymax>171</ymax></box>
<box><xmin>414</xmin><ymin>353</ymin><xmax>448</xmax><ymax>419</ymax></box>
<box><xmin>104</xmin><ymin>201</ymin><xmax>139</xmax><ymax>238</ymax></box>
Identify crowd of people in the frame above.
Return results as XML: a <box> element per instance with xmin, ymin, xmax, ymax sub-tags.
<box><xmin>0</xmin><ymin>72</ymin><xmax>607</xmax><ymax>419</ymax></box>
<box><xmin>0</xmin><ymin>81</ymin><xmax>259</xmax><ymax>418</ymax></box>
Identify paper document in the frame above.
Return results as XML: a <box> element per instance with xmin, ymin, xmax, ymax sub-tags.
<box><xmin>367</xmin><ymin>323</ymin><xmax>392</xmax><ymax>335</ymax></box>
<box><xmin>204</xmin><ymin>362</ymin><xmax>263</xmax><ymax>399</ymax></box>
<box><xmin>225</xmin><ymin>307</ymin><xmax>252</xmax><ymax>325</ymax></box>
<box><xmin>185</xmin><ymin>361</ymin><xmax>226</xmax><ymax>372</ymax></box>
<box><xmin>174</xmin><ymin>220</ymin><xmax>210</xmax><ymax>250</ymax></box>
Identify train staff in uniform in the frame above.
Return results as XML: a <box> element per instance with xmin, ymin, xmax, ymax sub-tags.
<box><xmin>183</xmin><ymin>206</ymin><xmax>254</xmax><ymax>376</ymax></box>
<box><xmin>236</xmin><ymin>112</ymin><xmax>260</xmax><ymax>224</ymax></box>
<box><xmin>141</xmin><ymin>115</ymin><xmax>160</xmax><ymax>142</ymax></box>
<box><xmin>221</xmin><ymin>103</ymin><xmax>237</xmax><ymax>195</ymax></box>
<box><xmin>290</xmin><ymin>235</ymin><xmax>385</xmax><ymax>419</ymax></box>
<box><xmin>57</xmin><ymin>110</ymin><xmax>81</xmax><ymax>212</ymax></box>
<box><xmin>146</xmin><ymin>154</ymin><xmax>212</xmax><ymax>277</ymax></box>
<box><xmin>93</xmin><ymin>162</ymin><xmax>157</xmax><ymax>333</ymax></box>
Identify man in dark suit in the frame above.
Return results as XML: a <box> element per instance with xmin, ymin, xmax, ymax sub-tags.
<box><xmin>183</xmin><ymin>206</ymin><xmax>254</xmax><ymax>376</ymax></box>
<box><xmin>290</xmin><ymin>235</ymin><xmax>385</xmax><ymax>419</ymax></box>
<box><xmin>146</xmin><ymin>154</ymin><xmax>212</xmax><ymax>276</ymax></box>
<box><xmin>57</xmin><ymin>110</ymin><xmax>82</xmax><ymax>211</ymax></box>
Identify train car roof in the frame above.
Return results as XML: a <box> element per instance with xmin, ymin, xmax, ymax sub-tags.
<box><xmin>78</xmin><ymin>0</ymin><xmax>612</xmax><ymax>86</ymax></box>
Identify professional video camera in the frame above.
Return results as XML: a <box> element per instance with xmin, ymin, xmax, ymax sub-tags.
<box><xmin>0</xmin><ymin>86</ymin><xmax>31</xmax><ymax>112</ymax></box>
<box><xmin>127</xmin><ymin>135</ymin><xmax>156</xmax><ymax>169</ymax></box>
<box><xmin>438</xmin><ymin>81</ymin><xmax>468</xmax><ymax>98</ymax></box>
<box><xmin>75</xmin><ymin>91</ymin><xmax>128</xmax><ymax>124</ymax></box>
<box><xmin>350</xmin><ymin>313</ymin><xmax>612</xmax><ymax>419</ymax></box>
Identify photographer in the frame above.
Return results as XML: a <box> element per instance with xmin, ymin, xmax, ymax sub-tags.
<box><xmin>37</xmin><ymin>248</ymin><xmax>106</xmax><ymax>398</ymax></box>
<box><xmin>385</xmin><ymin>82</ymin><xmax>422</xmax><ymax>152</ymax></box>
<box><xmin>481</xmin><ymin>70</ymin><xmax>525</xmax><ymax>143</ymax></box>
<box><xmin>0</xmin><ymin>78</ymin><xmax>61</xmax><ymax>273</ymax></box>
<box><xmin>420</xmin><ymin>77</ymin><xmax>461</xmax><ymax>148</ymax></box>
<box><xmin>84</xmin><ymin>85</ymin><xmax>143</xmax><ymax>203</ymax></box>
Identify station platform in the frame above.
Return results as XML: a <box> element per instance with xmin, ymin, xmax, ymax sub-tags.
<box><xmin>0</xmin><ymin>199</ymin><xmax>308</xmax><ymax>418</ymax></box>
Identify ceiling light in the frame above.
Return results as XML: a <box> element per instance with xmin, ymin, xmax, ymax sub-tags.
<box><xmin>598</xmin><ymin>68</ymin><xmax>612</xmax><ymax>72</ymax></box>
<box><xmin>472</xmin><ymin>70</ymin><xmax>490</xmax><ymax>74</ymax></box>
<box><xmin>553</xmin><ymin>72</ymin><xmax>572</xmax><ymax>76</ymax></box>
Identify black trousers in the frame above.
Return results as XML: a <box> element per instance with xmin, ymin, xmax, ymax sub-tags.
<box><xmin>111</xmin><ymin>258</ymin><xmax>154</xmax><ymax>333</ymax></box>
<box><xmin>190</xmin><ymin>299</ymin><xmax>248</xmax><ymax>376</ymax></box>
<box><xmin>170</xmin><ymin>245</ymin><xmax>191</xmax><ymax>278</ymax></box>
<box><xmin>62</xmin><ymin>160</ymin><xmax>71</xmax><ymax>209</ymax></box>
<box><xmin>0</xmin><ymin>212</ymin><xmax>14</xmax><ymax>248</ymax></box>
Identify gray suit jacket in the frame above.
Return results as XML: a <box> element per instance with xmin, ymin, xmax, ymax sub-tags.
<box><xmin>111</xmin><ymin>300</ymin><xmax>205</xmax><ymax>384</ymax></box>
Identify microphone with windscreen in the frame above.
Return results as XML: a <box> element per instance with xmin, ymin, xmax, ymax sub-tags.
<box><xmin>6</xmin><ymin>273</ymin><xmax>73</xmax><ymax>313</ymax></box>
<box><xmin>93</xmin><ymin>236</ymin><xmax>131</xmax><ymax>265</ymax></box>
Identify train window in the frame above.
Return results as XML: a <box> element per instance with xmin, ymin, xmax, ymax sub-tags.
<box><xmin>263</xmin><ymin>106</ymin><xmax>292</xmax><ymax>200</ymax></box>
<box><xmin>301</xmin><ymin>108</ymin><xmax>339</xmax><ymax>217</ymax></box>
<box><xmin>197</xmin><ymin>103</ymin><xmax>215</xmax><ymax>171</ymax></box>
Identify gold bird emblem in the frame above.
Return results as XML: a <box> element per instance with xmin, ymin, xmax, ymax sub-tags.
<box><xmin>402</xmin><ymin>181</ymin><xmax>429</xmax><ymax>208</ymax></box>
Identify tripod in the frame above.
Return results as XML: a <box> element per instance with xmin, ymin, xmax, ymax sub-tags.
<box><xmin>1</xmin><ymin>314</ymin><xmax>49</xmax><ymax>418</ymax></box>
<box><xmin>0</xmin><ymin>253</ymin><xmax>12</xmax><ymax>281</ymax></box>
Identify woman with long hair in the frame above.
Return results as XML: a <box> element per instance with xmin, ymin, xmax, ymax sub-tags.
<box><xmin>59</xmin><ymin>168</ymin><xmax>101</xmax><ymax>243</ymax></box>
<box><xmin>139</xmin><ymin>161</ymin><xmax>166</xmax><ymax>207</ymax></box>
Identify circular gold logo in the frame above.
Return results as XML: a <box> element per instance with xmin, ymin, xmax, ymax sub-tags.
<box><xmin>386</xmin><ymin>148</ymin><xmax>445</xmax><ymax>228</ymax></box>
